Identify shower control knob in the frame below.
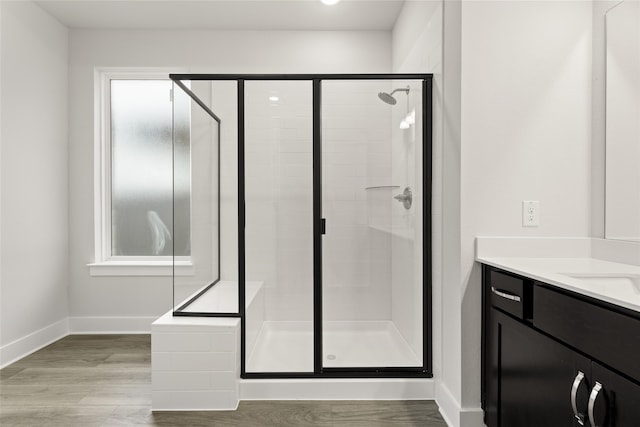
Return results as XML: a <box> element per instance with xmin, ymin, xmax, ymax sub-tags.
<box><xmin>394</xmin><ymin>187</ymin><xmax>412</xmax><ymax>210</ymax></box>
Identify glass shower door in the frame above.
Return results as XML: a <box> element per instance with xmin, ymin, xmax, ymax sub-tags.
<box><xmin>321</xmin><ymin>79</ymin><xmax>424</xmax><ymax>369</ymax></box>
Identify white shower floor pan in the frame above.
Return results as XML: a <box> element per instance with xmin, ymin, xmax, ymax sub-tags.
<box><xmin>246</xmin><ymin>320</ymin><xmax>421</xmax><ymax>373</ymax></box>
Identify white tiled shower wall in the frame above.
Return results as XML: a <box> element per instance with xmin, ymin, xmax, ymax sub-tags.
<box><xmin>391</xmin><ymin>81</ymin><xmax>424</xmax><ymax>359</ymax></box>
<box><xmin>245</xmin><ymin>81</ymin><xmax>314</xmax><ymax>323</ymax></box>
<box><xmin>322</xmin><ymin>80</ymin><xmax>393</xmax><ymax>321</ymax></box>
<box><xmin>244</xmin><ymin>80</ymin><xmax>403</xmax><ymax>324</ymax></box>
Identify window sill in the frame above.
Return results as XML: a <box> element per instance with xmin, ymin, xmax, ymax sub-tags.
<box><xmin>88</xmin><ymin>260</ymin><xmax>194</xmax><ymax>277</ymax></box>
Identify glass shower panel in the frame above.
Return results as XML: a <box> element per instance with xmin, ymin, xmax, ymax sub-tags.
<box><xmin>321</xmin><ymin>79</ymin><xmax>423</xmax><ymax>368</ymax></box>
<box><xmin>244</xmin><ymin>81</ymin><xmax>314</xmax><ymax>372</ymax></box>
<box><xmin>172</xmin><ymin>80</ymin><xmax>226</xmax><ymax>314</ymax></box>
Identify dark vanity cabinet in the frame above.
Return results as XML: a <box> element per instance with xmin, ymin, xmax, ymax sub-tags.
<box><xmin>481</xmin><ymin>265</ymin><xmax>640</xmax><ymax>427</ymax></box>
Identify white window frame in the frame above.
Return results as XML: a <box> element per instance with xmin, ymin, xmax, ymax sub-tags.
<box><xmin>89</xmin><ymin>68</ymin><xmax>192</xmax><ymax>276</ymax></box>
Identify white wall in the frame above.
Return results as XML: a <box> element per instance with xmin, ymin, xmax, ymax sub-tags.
<box><xmin>68</xmin><ymin>29</ymin><xmax>391</xmax><ymax>330</ymax></box>
<box><xmin>439</xmin><ymin>1</ymin><xmax>593</xmax><ymax>425</ymax></box>
<box><xmin>591</xmin><ymin>1</ymin><xmax>618</xmax><ymax>239</ymax></box>
<box><xmin>0</xmin><ymin>0</ymin><xmax>69</xmax><ymax>366</ymax></box>
<box><xmin>440</xmin><ymin>0</ymin><xmax>465</xmax><ymax>420</ymax></box>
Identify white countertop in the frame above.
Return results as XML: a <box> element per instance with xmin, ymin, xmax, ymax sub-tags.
<box><xmin>477</xmin><ymin>256</ymin><xmax>640</xmax><ymax>313</ymax></box>
<box><xmin>476</xmin><ymin>237</ymin><xmax>640</xmax><ymax>313</ymax></box>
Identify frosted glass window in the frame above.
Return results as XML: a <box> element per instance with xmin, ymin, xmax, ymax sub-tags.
<box><xmin>110</xmin><ymin>80</ymin><xmax>190</xmax><ymax>256</ymax></box>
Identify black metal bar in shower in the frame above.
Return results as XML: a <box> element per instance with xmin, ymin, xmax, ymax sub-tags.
<box><xmin>423</xmin><ymin>78</ymin><xmax>434</xmax><ymax>375</ymax></box>
<box><xmin>172</xmin><ymin>79</ymin><xmax>222</xmax><ymax>123</ymax></box>
<box><xmin>238</xmin><ymin>79</ymin><xmax>247</xmax><ymax>377</ymax></box>
<box><xmin>174</xmin><ymin>280</ymin><xmax>221</xmax><ymax>313</ymax></box>
<box><xmin>170</xmin><ymin>73</ymin><xmax>432</xmax><ymax>81</ymax></box>
<box><xmin>312</xmin><ymin>78</ymin><xmax>323</xmax><ymax>375</ymax></box>
<box><xmin>243</xmin><ymin>367</ymin><xmax>429</xmax><ymax>379</ymax></box>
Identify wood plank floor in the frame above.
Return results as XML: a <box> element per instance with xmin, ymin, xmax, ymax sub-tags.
<box><xmin>0</xmin><ymin>335</ymin><xmax>447</xmax><ymax>426</ymax></box>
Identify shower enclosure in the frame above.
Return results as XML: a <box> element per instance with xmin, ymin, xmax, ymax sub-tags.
<box><xmin>170</xmin><ymin>74</ymin><xmax>432</xmax><ymax>378</ymax></box>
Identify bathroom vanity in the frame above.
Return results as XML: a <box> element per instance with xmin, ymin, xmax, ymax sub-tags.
<box><xmin>480</xmin><ymin>261</ymin><xmax>640</xmax><ymax>427</ymax></box>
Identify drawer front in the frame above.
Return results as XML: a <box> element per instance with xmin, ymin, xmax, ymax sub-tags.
<box><xmin>534</xmin><ymin>285</ymin><xmax>640</xmax><ymax>381</ymax></box>
<box><xmin>488</xmin><ymin>269</ymin><xmax>530</xmax><ymax>319</ymax></box>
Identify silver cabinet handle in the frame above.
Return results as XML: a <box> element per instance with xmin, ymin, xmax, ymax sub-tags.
<box><xmin>491</xmin><ymin>286</ymin><xmax>521</xmax><ymax>302</ymax></box>
<box><xmin>588</xmin><ymin>381</ymin><xmax>603</xmax><ymax>427</ymax></box>
<box><xmin>571</xmin><ymin>371</ymin><xmax>586</xmax><ymax>425</ymax></box>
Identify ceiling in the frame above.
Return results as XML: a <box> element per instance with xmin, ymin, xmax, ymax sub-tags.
<box><xmin>34</xmin><ymin>0</ymin><xmax>406</xmax><ymax>31</ymax></box>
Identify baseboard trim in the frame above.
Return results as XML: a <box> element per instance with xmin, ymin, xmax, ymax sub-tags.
<box><xmin>68</xmin><ymin>316</ymin><xmax>156</xmax><ymax>334</ymax></box>
<box><xmin>436</xmin><ymin>382</ymin><xmax>484</xmax><ymax>427</ymax></box>
<box><xmin>437</xmin><ymin>382</ymin><xmax>460</xmax><ymax>426</ymax></box>
<box><xmin>459</xmin><ymin>408</ymin><xmax>485</xmax><ymax>427</ymax></box>
<box><xmin>0</xmin><ymin>318</ymin><xmax>69</xmax><ymax>368</ymax></box>
<box><xmin>241</xmin><ymin>378</ymin><xmax>435</xmax><ymax>401</ymax></box>
<box><xmin>0</xmin><ymin>316</ymin><xmax>157</xmax><ymax>367</ymax></box>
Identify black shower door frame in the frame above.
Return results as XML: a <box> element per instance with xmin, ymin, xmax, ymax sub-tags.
<box><xmin>169</xmin><ymin>73</ymin><xmax>433</xmax><ymax>379</ymax></box>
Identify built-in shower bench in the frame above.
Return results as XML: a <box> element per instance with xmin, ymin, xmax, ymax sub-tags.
<box><xmin>152</xmin><ymin>310</ymin><xmax>241</xmax><ymax>410</ymax></box>
<box><xmin>151</xmin><ymin>281</ymin><xmax>262</xmax><ymax>411</ymax></box>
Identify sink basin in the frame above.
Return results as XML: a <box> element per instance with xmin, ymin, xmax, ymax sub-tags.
<box><xmin>560</xmin><ymin>273</ymin><xmax>640</xmax><ymax>295</ymax></box>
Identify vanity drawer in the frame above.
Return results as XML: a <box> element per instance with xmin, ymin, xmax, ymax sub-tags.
<box><xmin>533</xmin><ymin>285</ymin><xmax>640</xmax><ymax>381</ymax></box>
<box><xmin>488</xmin><ymin>269</ymin><xmax>532</xmax><ymax>320</ymax></box>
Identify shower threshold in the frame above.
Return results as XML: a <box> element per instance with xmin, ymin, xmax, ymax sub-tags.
<box><xmin>246</xmin><ymin>320</ymin><xmax>421</xmax><ymax>373</ymax></box>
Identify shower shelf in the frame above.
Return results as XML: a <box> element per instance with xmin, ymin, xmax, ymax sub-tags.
<box><xmin>368</xmin><ymin>224</ymin><xmax>414</xmax><ymax>241</ymax></box>
<box><xmin>365</xmin><ymin>185</ymin><xmax>400</xmax><ymax>190</ymax></box>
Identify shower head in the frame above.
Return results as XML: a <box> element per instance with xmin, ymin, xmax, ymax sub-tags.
<box><xmin>377</xmin><ymin>86</ymin><xmax>410</xmax><ymax>105</ymax></box>
<box><xmin>378</xmin><ymin>92</ymin><xmax>397</xmax><ymax>105</ymax></box>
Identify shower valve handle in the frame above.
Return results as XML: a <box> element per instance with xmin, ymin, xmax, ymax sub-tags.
<box><xmin>394</xmin><ymin>187</ymin><xmax>412</xmax><ymax>210</ymax></box>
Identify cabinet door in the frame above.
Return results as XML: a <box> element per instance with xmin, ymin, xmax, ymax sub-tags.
<box><xmin>589</xmin><ymin>363</ymin><xmax>640</xmax><ymax>427</ymax></box>
<box><xmin>483</xmin><ymin>305</ymin><xmax>499</xmax><ymax>427</ymax></box>
<box><xmin>489</xmin><ymin>308</ymin><xmax>591</xmax><ymax>427</ymax></box>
